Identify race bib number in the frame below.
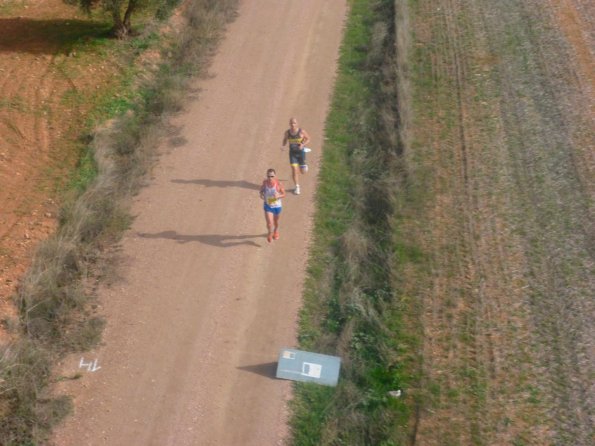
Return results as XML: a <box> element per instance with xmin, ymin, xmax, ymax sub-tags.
<box><xmin>267</xmin><ymin>197</ymin><xmax>278</xmax><ymax>205</ymax></box>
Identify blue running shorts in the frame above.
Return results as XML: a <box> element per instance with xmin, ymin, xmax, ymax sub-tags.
<box><xmin>289</xmin><ymin>149</ymin><xmax>306</xmax><ymax>167</ymax></box>
<box><xmin>264</xmin><ymin>204</ymin><xmax>282</xmax><ymax>215</ymax></box>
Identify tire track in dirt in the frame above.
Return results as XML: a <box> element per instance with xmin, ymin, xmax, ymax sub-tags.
<box><xmin>414</xmin><ymin>0</ymin><xmax>493</xmax><ymax>442</ymax></box>
<box><xmin>415</xmin><ymin>0</ymin><xmax>550</xmax><ymax>442</ymax></box>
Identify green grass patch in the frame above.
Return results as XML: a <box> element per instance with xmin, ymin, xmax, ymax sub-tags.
<box><xmin>67</xmin><ymin>146</ymin><xmax>97</xmax><ymax>192</ymax></box>
<box><xmin>0</xmin><ymin>96</ymin><xmax>27</xmax><ymax>112</ymax></box>
<box><xmin>290</xmin><ymin>0</ymin><xmax>421</xmax><ymax>444</ymax></box>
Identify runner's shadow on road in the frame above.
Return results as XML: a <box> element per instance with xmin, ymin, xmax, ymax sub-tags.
<box><xmin>137</xmin><ymin>230</ymin><xmax>264</xmax><ymax>248</ymax></box>
<box><xmin>172</xmin><ymin>179</ymin><xmax>261</xmax><ymax>190</ymax></box>
<box><xmin>237</xmin><ymin>362</ymin><xmax>278</xmax><ymax>379</ymax></box>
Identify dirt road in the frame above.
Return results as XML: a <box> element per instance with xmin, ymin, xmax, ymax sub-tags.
<box><xmin>51</xmin><ymin>2</ymin><xmax>347</xmax><ymax>445</ymax></box>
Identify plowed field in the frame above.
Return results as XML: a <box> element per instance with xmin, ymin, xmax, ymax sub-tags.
<box><xmin>409</xmin><ymin>0</ymin><xmax>594</xmax><ymax>444</ymax></box>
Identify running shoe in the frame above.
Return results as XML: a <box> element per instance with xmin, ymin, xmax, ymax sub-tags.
<box><xmin>295</xmin><ymin>184</ymin><xmax>301</xmax><ymax>195</ymax></box>
<box><xmin>273</xmin><ymin>231</ymin><xmax>280</xmax><ymax>240</ymax></box>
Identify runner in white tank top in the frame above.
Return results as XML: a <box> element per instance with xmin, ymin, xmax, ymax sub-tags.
<box><xmin>259</xmin><ymin>168</ymin><xmax>286</xmax><ymax>242</ymax></box>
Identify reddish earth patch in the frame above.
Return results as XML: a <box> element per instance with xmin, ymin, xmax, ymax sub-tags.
<box><xmin>0</xmin><ymin>0</ymin><xmax>117</xmax><ymax>340</ymax></box>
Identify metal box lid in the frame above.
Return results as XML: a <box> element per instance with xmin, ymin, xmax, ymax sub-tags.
<box><xmin>276</xmin><ymin>348</ymin><xmax>341</xmax><ymax>387</ymax></box>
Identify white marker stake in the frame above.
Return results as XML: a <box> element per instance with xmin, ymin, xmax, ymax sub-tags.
<box><xmin>79</xmin><ymin>357</ymin><xmax>102</xmax><ymax>372</ymax></box>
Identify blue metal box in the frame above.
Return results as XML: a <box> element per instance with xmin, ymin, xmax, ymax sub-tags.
<box><xmin>276</xmin><ymin>348</ymin><xmax>341</xmax><ymax>387</ymax></box>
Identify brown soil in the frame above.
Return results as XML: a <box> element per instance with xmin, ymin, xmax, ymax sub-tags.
<box><xmin>0</xmin><ymin>0</ymin><xmax>118</xmax><ymax>340</ymax></box>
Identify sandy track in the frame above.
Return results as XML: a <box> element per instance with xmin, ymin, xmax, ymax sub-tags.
<box><xmin>51</xmin><ymin>2</ymin><xmax>347</xmax><ymax>445</ymax></box>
